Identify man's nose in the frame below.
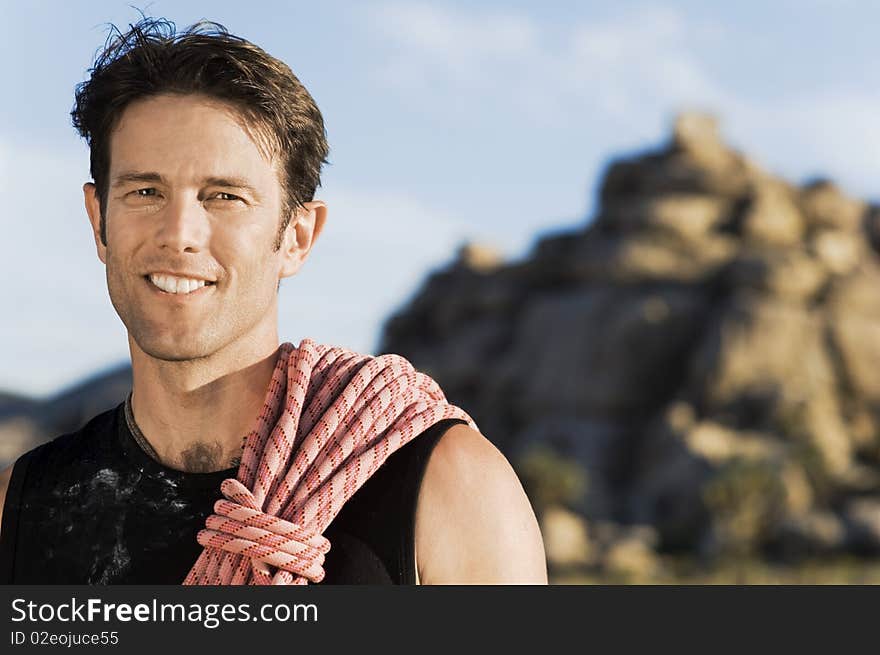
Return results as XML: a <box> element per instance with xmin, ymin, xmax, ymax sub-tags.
<box><xmin>155</xmin><ymin>193</ymin><xmax>209</xmax><ymax>253</ymax></box>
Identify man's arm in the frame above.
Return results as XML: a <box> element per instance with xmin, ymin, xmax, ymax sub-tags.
<box><xmin>415</xmin><ymin>424</ymin><xmax>548</xmax><ymax>584</ymax></box>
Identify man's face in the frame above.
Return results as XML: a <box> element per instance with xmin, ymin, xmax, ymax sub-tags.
<box><xmin>86</xmin><ymin>93</ymin><xmax>303</xmax><ymax>362</ymax></box>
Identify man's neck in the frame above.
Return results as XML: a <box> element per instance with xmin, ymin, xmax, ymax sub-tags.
<box><xmin>128</xmin><ymin>337</ymin><xmax>281</xmax><ymax>473</ymax></box>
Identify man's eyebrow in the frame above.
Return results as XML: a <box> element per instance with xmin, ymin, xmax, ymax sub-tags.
<box><xmin>202</xmin><ymin>176</ymin><xmax>260</xmax><ymax>195</ymax></box>
<box><xmin>112</xmin><ymin>171</ymin><xmax>165</xmax><ymax>187</ymax></box>
<box><xmin>111</xmin><ymin>173</ymin><xmax>260</xmax><ymax>196</ymax></box>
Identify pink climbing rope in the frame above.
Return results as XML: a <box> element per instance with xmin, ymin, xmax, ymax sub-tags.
<box><xmin>183</xmin><ymin>338</ymin><xmax>477</xmax><ymax>585</ymax></box>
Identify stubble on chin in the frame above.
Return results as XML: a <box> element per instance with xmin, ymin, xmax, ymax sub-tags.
<box><xmin>128</xmin><ymin>316</ymin><xmax>225</xmax><ymax>363</ymax></box>
<box><xmin>108</xmin><ymin>271</ymin><xmax>220</xmax><ymax>363</ymax></box>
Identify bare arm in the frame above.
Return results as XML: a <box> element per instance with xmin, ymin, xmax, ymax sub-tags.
<box><xmin>415</xmin><ymin>424</ymin><xmax>548</xmax><ymax>584</ymax></box>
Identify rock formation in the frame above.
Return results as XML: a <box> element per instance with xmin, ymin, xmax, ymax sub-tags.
<box><xmin>380</xmin><ymin>113</ymin><xmax>880</xmax><ymax>571</ymax></box>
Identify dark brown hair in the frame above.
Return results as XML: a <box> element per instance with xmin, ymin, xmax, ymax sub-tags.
<box><xmin>71</xmin><ymin>17</ymin><xmax>329</xmax><ymax>250</ymax></box>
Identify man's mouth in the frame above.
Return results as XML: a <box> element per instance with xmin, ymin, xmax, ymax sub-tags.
<box><xmin>145</xmin><ymin>273</ymin><xmax>217</xmax><ymax>295</ymax></box>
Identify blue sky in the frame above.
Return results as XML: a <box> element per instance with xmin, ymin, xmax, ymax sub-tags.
<box><xmin>1</xmin><ymin>0</ymin><xmax>878</xmax><ymax>396</ymax></box>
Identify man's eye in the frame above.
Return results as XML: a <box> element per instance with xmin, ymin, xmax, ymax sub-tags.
<box><xmin>214</xmin><ymin>192</ymin><xmax>242</xmax><ymax>201</ymax></box>
<box><xmin>135</xmin><ymin>188</ymin><xmax>157</xmax><ymax>197</ymax></box>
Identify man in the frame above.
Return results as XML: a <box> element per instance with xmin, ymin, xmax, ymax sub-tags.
<box><xmin>0</xmin><ymin>19</ymin><xmax>546</xmax><ymax>584</ymax></box>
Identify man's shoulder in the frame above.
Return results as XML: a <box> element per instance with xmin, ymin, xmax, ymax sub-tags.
<box><xmin>22</xmin><ymin>404</ymin><xmax>119</xmax><ymax>464</ymax></box>
<box><xmin>0</xmin><ymin>404</ymin><xmax>119</xmax><ymax>492</ymax></box>
<box><xmin>0</xmin><ymin>404</ymin><xmax>120</xmax><ymax>535</ymax></box>
<box><xmin>414</xmin><ymin>423</ymin><xmax>548</xmax><ymax>584</ymax></box>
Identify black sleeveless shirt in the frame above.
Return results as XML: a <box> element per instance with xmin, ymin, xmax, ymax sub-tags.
<box><xmin>0</xmin><ymin>403</ymin><xmax>463</xmax><ymax>585</ymax></box>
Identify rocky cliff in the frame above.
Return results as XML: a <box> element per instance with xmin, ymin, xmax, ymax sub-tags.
<box><xmin>380</xmin><ymin>113</ymin><xmax>880</xmax><ymax>576</ymax></box>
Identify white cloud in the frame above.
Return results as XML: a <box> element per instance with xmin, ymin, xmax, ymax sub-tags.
<box><xmin>363</xmin><ymin>2</ymin><xmax>879</xmax><ymax>200</ymax></box>
<box><xmin>560</xmin><ymin>7</ymin><xmax>733</xmax><ymax>122</ymax></box>
<box><xmin>365</xmin><ymin>3</ymin><xmax>729</xmax><ymax>123</ymax></box>
<box><xmin>366</xmin><ymin>1</ymin><xmax>545</xmax><ymax>121</ymax></box>
<box><xmin>370</xmin><ymin>1</ymin><xmax>539</xmax><ymax>85</ymax></box>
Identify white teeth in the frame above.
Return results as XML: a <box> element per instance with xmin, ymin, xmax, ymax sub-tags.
<box><xmin>148</xmin><ymin>274</ymin><xmax>209</xmax><ymax>294</ymax></box>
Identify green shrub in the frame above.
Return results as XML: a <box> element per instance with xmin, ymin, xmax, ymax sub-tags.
<box><xmin>514</xmin><ymin>444</ymin><xmax>588</xmax><ymax>512</ymax></box>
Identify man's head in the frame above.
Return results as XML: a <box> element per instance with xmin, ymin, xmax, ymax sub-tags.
<box><xmin>73</xmin><ymin>17</ymin><xmax>328</xmax><ymax>249</ymax></box>
<box><xmin>73</xmin><ymin>18</ymin><xmax>329</xmax><ymax>362</ymax></box>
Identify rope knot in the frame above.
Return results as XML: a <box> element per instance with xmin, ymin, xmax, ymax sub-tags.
<box><xmin>196</xmin><ymin>478</ymin><xmax>330</xmax><ymax>584</ymax></box>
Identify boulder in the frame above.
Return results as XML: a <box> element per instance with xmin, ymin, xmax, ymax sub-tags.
<box><xmin>557</xmin><ymin>229</ymin><xmax>738</xmax><ymax>285</ymax></box>
<box><xmin>844</xmin><ymin>497</ymin><xmax>880</xmax><ymax>554</ymax></box>
<box><xmin>588</xmin><ymin>521</ymin><xmax>662</xmax><ymax>580</ymax></box>
<box><xmin>738</xmin><ymin>179</ymin><xmax>805</xmax><ymax>247</ymax></box>
<box><xmin>724</xmin><ymin>247</ymin><xmax>827</xmax><ymax>301</ymax></box>
<box><xmin>800</xmin><ymin>179</ymin><xmax>867</xmax><ymax>232</ymax></box>
<box><xmin>512</xmin><ymin>417</ymin><xmax>629</xmax><ymax>520</ymax></box>
<box><xmin>628</xmin><ymin>409</ymin><xmax>714</xmax><ymax>550</ymax></box>
<box><xmin>505</xmin><ymin>286</ymin><xmax>708</xmax><ymax>419</ymax></box>
<box><xmin>602</xmin><ymin>531</ymin><xmax>661</xmax><ymax>580</ymax></box>
<box><xmin>811</xmin><ymin>229</ymin><xmax>865</xmax><ymax>276</ymax></box>
<box><xmin>826</xmin><ymin>266</ymin><xmax>880</xmax><ymax>404</ymax></box>
<box><xmin>540</xmin><ymin>506</ymin><xmax>593</xmax><ymax>568</ymax></box>
<box><xmin>863</xmin><ymin>204</ymin><xmax>880</xmax><ymax>254</ymax></box>
<box><xmin>453</xmin><ymin>241</ymin><xmax>504</xmax><ymax>273</ymax></box>
<box><xmin>598</xmin><ymin>193</ymin><xmax>731</xmax><ymax>242</ymax></box>
<box><xmin>687</xmin><ymin>292</ymin><xmax>834</xmax><ymax>420</ymax></box>
<box><xmin>682</xmin><ymin>421</ymin><xmax>782</xmax><ymax>465</ymax></box>
<box><xmin>769</xmin><ymin>511</ymin><xmax>848</xmax><ymax>558</ymax></box>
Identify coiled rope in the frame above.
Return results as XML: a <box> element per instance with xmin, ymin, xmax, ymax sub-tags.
<box><xmin>183</xmin><ymin>339</ymin><xmax>476</xmax><ymax>585</ymax></box>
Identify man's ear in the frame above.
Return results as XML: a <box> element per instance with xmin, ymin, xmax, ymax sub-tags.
<box><xmin>279</xmin><ymin>200</ymin><xmax>327</xmax><ymax>279</ymax></box>
<box><xmin>83</xmin><ymin>182</ymin><xmax>107</xmax><ymax>264</ymax></box>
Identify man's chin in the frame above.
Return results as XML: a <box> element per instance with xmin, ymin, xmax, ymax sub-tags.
<box><xmin>131</xmin><ymin>334</ymin><xmax>219</xmax><ymax>363</ymax></box>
